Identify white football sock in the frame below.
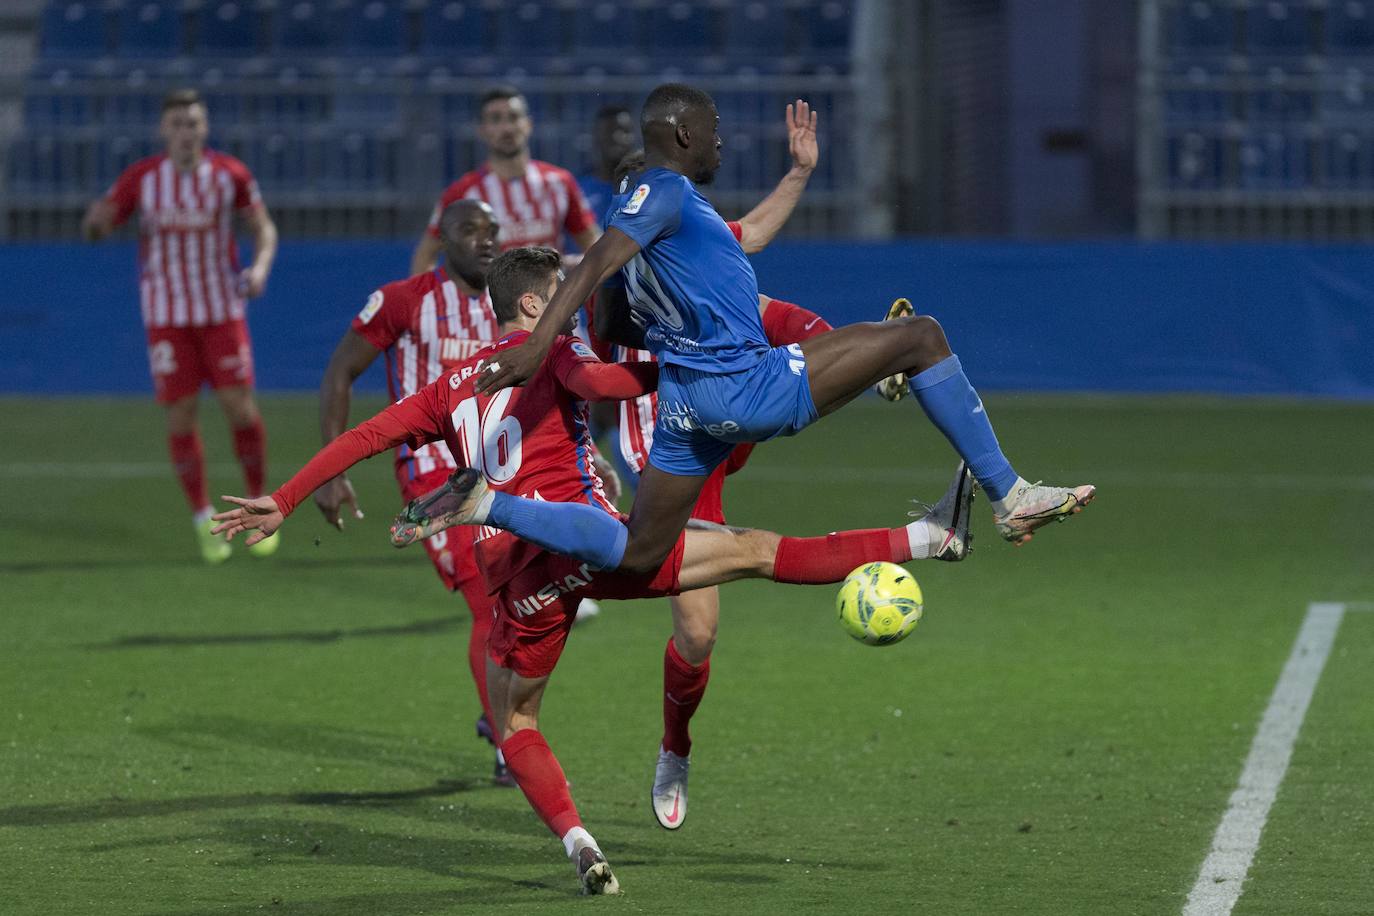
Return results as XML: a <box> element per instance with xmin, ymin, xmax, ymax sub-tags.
<box><xmin>495</xmin><ymin>748</ymin><xmax>506</xmax><ymax>766</ymax></box>
<box><xmin>192</xmin><ymin>507</ymin><xmax>214</xmax><ymax>524</ymax></box>
<box><xmin>562</xmin><ymin>825</ymin><xmax>595</xmax><ymax>859</ymax></box>
<box><xmin>903</xmin><ymin>518</ymin><xmax>943</xmax><ymax>560</ymax></box>
<box><xmin>990</xmin><ymin>477</ymin><xmax>1030</xmax><ymax>517</ymax></box>
<box><xmin>472</xmin><ymin>490</ymin><xmax>496</xmax><ymax>525</ymax></box>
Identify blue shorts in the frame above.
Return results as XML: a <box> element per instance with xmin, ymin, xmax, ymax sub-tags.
<box><xmin>648</xmin><ymin>343</ymin><xmax>819</xmax><ymax>476</ymax></box>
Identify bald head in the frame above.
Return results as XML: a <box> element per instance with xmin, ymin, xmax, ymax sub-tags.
<box><xmin>639</xmin><ymin>83</ymin><xmax>722</xmax><ymax>185</ymax></box>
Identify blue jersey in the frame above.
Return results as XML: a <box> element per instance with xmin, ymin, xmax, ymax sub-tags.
<box><xmin>605</xmin><ymin>168</ymin><xmax>769</xmax><ymax>373</ymax></box>
<box><xmin>577</xmin><ymin>174</ymin><xmax>616</xmax><ymax>229</ymax></box>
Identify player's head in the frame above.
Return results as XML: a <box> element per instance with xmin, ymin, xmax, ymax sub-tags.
<box><xmin>478</xmin><ymin>85</ymin><xmax>532</xmax><ymax>161</ymax></box>
<box><xmin>487</xmin><ymin>246</ymin><xmax>563</xmax><ymax>327</ymax></box>
<box><xmin>613</xmin><ymin>148</ymin><xmax>646</xmax><ymax>191</ymax></box>
<box><xmin>439</xmin><ymin>199</ymin><xmax>500</xmax><ymax>290</ymax></box>
<box><xmin>640</xmin><ymin>83</ymin><xmax>721</xmax><ymax>185</ymax></box>
<box><xmin>593</xmin><ymin>105</ymin><xmax>635</xmax><ymax>175</ymax></box>
<box><xmin>159</xmin><ymin>88</ymin><xmax>208</xmax><ymax>165</ymax></box>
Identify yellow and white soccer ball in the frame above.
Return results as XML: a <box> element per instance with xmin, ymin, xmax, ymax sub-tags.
<box><xmin>836</xmin><ymin>561</ymin><xmax>924</xmax><ymax>646</ymax></box>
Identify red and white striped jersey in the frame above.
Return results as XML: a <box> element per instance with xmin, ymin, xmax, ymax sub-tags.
<box><xmin>426</xmin><ymin>160</ymin><xmax>597</xmax><ymax>252</ymax></box>
<box><xmin>106</xmin><ymin>151</ymin><xmax>262</xmax><ymax>329</ymax></box>
<box><xmin>351</xmin><ymin>268</ymin><xmax>499</xmax><ymax>481</ymax></box>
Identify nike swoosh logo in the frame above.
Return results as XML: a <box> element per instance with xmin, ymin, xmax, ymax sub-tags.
<box><xmin>803</xmin><ymin>317</ymin><xmax>821</xmax><ymax>331</ymax></box>
<box><xmin>1014</xmin><ymin>495</ymin><xmax>1076</xmax><ymax>521</ymax></box>
<box><xmin>973</xmin><ymin>402</ymin><xmax>985</xmax><ymax>414</ymax></box>
<box><xmin>937</xmin><ymin>528</ymin><xmax>957</xmax><ymax>555</ymax></box>
<box><xmin>665</xmin><ymin>692</ymin><xmax>688</xmax><ymax>706</ymax></box>
<box><xmin>666</xmin><ymin>790</ymin><xmax>681</xmax><ymax>823</ymax></box>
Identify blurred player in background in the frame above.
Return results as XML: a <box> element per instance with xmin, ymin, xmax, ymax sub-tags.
<box><xmin>315</xmin><ymin>198</ymin><xmax>519</xmax><ymax>784</ymax></box>
<box><xmin>577</xmin><ymin>105</ymin><xmax>636</xmax><ymax>228</ymax></box>
<box><xmin>212</xmin><ymin>246</ymin><xmax>972</xmax><ymax>895</ymax></box>
<box><xmin>81</xmin><ymin>88</ymin><xmax>279</xmax><ymax>564</ymax></box>
<box><xmin>410</xmin><ymin>85</ymin><xmax>600</xmax><ymax>275</ymax></box>
<box><xmin>589</xmin><ymin>101</ymin><xmax>855</xmax><ymax>830</ymax></box>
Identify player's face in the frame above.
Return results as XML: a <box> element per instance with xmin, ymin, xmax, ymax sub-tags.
<box><xmin>443</xmin><ymin>208</ymin><xmax>500</xmax><ymax>284</ymax></box>
<box><xmin>689</xmin><ymin>106</ymin><xmax>722</xmax><ymax>185</ymax></box>
<box><xmin>479</xmin><ymin>97</ymin><xmax>532</xmax><ymax>160</ymax></box>
<box><xmin>596</xmin><ymin>111</ymin><xmax>635</xmax><ymax>171</ymax></box>
<box><xmin>160</xmin><ymin>104</ymin><xmax>208</xmax><ymax>164</ymax></box>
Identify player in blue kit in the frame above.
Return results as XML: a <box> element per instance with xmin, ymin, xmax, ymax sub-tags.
<box><xmin>427</xmin><ymin>83</ymin><xmax>1095</xmax><ymax>576</ymax></box>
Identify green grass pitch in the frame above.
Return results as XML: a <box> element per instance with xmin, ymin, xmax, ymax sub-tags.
<box><xmin>1</xmin><ymin>393</ymin><xmax>1371</xmax><ymax>915</ymax></box>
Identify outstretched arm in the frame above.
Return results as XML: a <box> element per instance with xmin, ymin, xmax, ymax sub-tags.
<box><xmin>735</xmin><ymin>101</ymin><xmax>818</xmax><ymax>255</ymax></box>
<box><xmin>476</xmin><ymin>228</ymin><xmax>642</xmax><ymax>393</ymax></box>
<box><xmin>314</xmin><ymin>330</ymin><xmax>382</xmax><ymax>530</ymax></box>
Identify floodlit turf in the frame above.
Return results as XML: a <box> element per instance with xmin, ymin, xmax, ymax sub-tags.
<box><xmin>1</xmin><ymin>393</ymin><xmax>1371</xmax><ymax>915</ymax></box>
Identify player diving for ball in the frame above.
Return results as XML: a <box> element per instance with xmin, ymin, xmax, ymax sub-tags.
<box><xmin>212</xmin><ymin>246</ymin><xmax>975</xmax><ymax>896</ymax></box>
<box><xmin>457</xmin><ymin>84</ymin><xmax>1094</xmax><ymax>600</ymax></box>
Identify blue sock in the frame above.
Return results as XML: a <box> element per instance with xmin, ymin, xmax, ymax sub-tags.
<box><xmin>487</xmin><ymin>492</ymin><xmax>628</xmax><ymax>570</ymax></box>
<box><xmin>907</xmin><ymin>355</ymin><xmax>1019</xmax><ymax>501</ymax></box>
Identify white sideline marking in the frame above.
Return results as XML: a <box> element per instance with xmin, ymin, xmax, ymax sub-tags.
<box><xmin>1181</xmin><ymin>602</ymin><xmax>1347</xmax><ymax>916</ymax></box>
<box><xmin>2</xmin><ymin>462</ymin><xmax>1374</xmax><ymax>492</ymax></box>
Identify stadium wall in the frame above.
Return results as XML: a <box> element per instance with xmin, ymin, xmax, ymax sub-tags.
<box><xmin>3</xmin><ymin>241</ymin><xmax>1371</xmax><ymax>399</ymax></box>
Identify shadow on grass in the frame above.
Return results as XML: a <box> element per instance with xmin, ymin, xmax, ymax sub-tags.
<box><xmin>1</xmin><ymin>555</ymin><xmax>423</xmax><ymax>575</ymax></box>
<box><xmin>0</xmin><ymin>781</ymin><xmax>480</xmax><ymax>828</ymax></box>
<box><xmin>85</xmin><ymin>615</ymin><xmax>465</xmax><ymax>649</ymax></box>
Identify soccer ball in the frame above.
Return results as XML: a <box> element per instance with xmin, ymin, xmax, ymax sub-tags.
<box><xmin>836</xmin><ymin>562</ymin><xmax>924</xmax><ymax>646</ymax></box>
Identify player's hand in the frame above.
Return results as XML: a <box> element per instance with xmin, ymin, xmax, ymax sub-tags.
<box><xmin>786</xmin><ymin>100</ymin><xmax>818</xmax><ymax>174</ymax></box>
<box><xmin>212</xmin><ymin>495</ymin><xmax>284</xmax><ymax>546</ymax></box>
<box><xmin>474</xmin><ymin>341</ymin><xmax>542</xmax><ymax>394</ymax></box>
<box><xmin>314</xmin><ymin>475</ymin><xmax>364</xmax><ymax>531</ymax></box>
<box><xmin>239</xmin><ymin>263</ymin><xmax>269</xmax><ymax>298</ymax></box>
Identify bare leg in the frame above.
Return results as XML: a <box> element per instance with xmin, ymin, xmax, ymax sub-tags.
<box><xmin>212</xmin><ymin>383</ymin><xmax>260</xmax><ymax>427</ymax></box>
<box><xmin>669</xmin><ymin>588</ymin><xmax>718</xmax><ymax>665</ymax></box>
<box><xmin>618</xmin><ymin>465</ymin><xmax>711</xmax><ymax>574</ymax></box>
<box><xmin>799</xmin><ymin>317</ymin><xmax>952</xmax><ymax>417</ymax></box>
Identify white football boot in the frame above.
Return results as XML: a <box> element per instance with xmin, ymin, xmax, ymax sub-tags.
<box><xmin>913</xmin><ymin>462</ymin><xmax>976</xmax><ymax>562</ymax></box>
<box><xmin>391</xmin><ymin>468</ymin><xmax>488</xmax><ymax>547</ymax></box>
<box><xmin>992</xmin><ymin>479</ymin><xmax>1097</xmax><ymax>545</ymax></box>
<box><xmin>573</xmin><ymin>843</ymin><xmax>622</xmax><ymax>895</ymax></box>
<box><xmin>573</xmin><ymin>598</ymin><xmax>601</xmax><ymax>625</ymax></box>
<box><xmin>874</xmin><ymin>297</ymin><xmax>915</xmax><ymax>402</ymax></box>
<box><xmin>651</xmin><ymin>745</ymin><xmax>690</xmax><ymax>830</ymax></box>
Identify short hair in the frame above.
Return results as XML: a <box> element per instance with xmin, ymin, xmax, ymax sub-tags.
<box><xmin>640</xmin><ymin>83</ymin><xmax>715</xmax><ymax>131</ymax></box>
<box><xmin>161</xmin><ymin>88</ymin><xmax>203</xmax><ymax>113</ymax></box>
<box><xmin>479</xmin><ymin>84</ymin><xmax>526</xmax><ymax>117</ymax></box>
<box><xmin>487</xmin><ymin>247</ymin><xmax>561</xmax><ymax>323</ymax></box>
<box><xmin>438</xmin><ymin>198</ymin><xmax>492</xmax><ymax>240</ymax></box>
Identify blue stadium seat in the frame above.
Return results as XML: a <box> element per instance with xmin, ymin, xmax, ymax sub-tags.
<box><xmin>274</xmin><ymin>0</ymin><xmax>336</xmax><ymax>54</ymax></box>
<box><xmin>728</xmin><ymin>2</ymin><xmax>789</xmax><ymax>56</ymax></box>
<box><xmin>1238</xmin><ymin>129</ymin><xmax>1310</xmax><ymax>188</ymax></box>
<box><xmin>1166</xmin><ymin>0</ymin><xmax>1234</xmax><ymax>58</ymax></box>
<box><xmin>1166</xmin><ymin>129</ymin><xmax>1224</xmax><ymax>188</ymax></box>
<box><xmin>1248</xmin><ymin>64</ymin><xmax>1315</xmax><ymax>122</ymax></box>
<box><xmin>41</xmin><ymin>1</ymin><xmax>109</xmax><ymax>58</ymax></box>
<box><xmin>1328</xmin><ymin>0</ymin><xmax>1374</xmax><ymax>53</ymax></box>
<box><xmin>801</xmin><ymin>0</ymin><xmax>852</xmax><ymax>55</ymax></box>
<box><xmin>344</xmin><ymin>0</ymin><xmax>408</xmax><ymax>55</ymax></box>
<box><xmin>1323</xmin><ymin>130</ymin><xmax>1374</xmax><ymax>188</ymax></box>
<box><xmin>572</xmin><ymin>0</ymin><xmax>640</xmax><ymax>57</ymax></box>
<box><xmin>116</xmin><ymin>1</ymin><xmax>182</xmax><ymax>57</ymax></box>
<box><xmin>421</xmin><ymin>0</ymin><xmax>489</xmax><ymax>55</ymax></box>
<box><xmin>499</xmin><ymin>0</ymin><xmax>565</xmax><ymax>54</ymax></box>
<box><xmin>647</xmin><ymin>1</ymin><xmax>719</xmax><ymax>54</ymax></box>
<box><xmin>1321</xmin><ymin>66</ymin><xmax>1374</xmax><ymax>125</ymax></box>
<box><xmin>197</xmin><ymin>0</ymin><xmax>261</xmax><ymax>55</ymax></box>
<box><xmin>1246</xmin><ymin>0</ymin><xmax>1311</xmax><ymax>57</ymax></box>
<box><xmin>1163</xmin><ymin>62</ymin><xmax>1232</xmax><ymax>123</ymax></box>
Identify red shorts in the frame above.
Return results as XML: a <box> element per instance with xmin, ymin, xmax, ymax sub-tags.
<box><xmin>399</xmin><ymin>466</ymin><xmax>482</xmax><ymax>595</ymax></box>
<box><xmin>145</xmin><ymin>320</ymin><xmax>255</xmax><ymax>404</ymax></box>
<box><xmin>488</xmin><ymin>531</ymin><xmax>686</xmax><ymax>678</ymax></box>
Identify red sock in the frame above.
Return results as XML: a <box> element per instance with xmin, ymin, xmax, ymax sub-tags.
<box><xmin>232</xmin><ymin>419</ymin><xmax>267</xmax><ymax>497</ymax></box>
<box><xmin>662</xmin><ymin>637</ymin><xmax>710</xmax><ymax>758</ymax></box>
<box><xmin>168</xmin><ymin>431</ymin><xmax>209</xmax><ymax>513</ymax></box>
<box><xmin>772</xmin><ymin>528</ymin><xmax>913</xmax><ymax>585</ymax></box>
<box><xmin>501</xmin><ymin>728</ymin><xmax>581</xmax><ymax>839</ymax></box>
<box><xmin>762</xmin><ymin>298</ymin><xmax>833</xmax><ymax>346</ymax></box>
<box><xmin>460</xmin><ymin>582</ymin><xmax>497</xmax><ymax>727</ymax></box>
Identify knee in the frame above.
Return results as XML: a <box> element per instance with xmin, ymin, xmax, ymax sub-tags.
<box><xmin>897</xmin><ymin>315</ymin><xmax>951</xmax><ymax>369</ymax></box>
<box><xmin>674</xmin><ymin>617</ymin><xmax>717</xmax><ymax>661</ymax></box>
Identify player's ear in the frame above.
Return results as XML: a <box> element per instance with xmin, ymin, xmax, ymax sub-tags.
<box><xmin>676</xmin><ymin>121</ymin><xmax>691</xmax><ymax>149</ymax></box>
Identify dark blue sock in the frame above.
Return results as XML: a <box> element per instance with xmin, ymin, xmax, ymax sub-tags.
<box><xmin>908</xmin><ymin>355</ymin><xmax>1019</xmax><ymax>501</ymax></box>
<box><xmin>487</xmin><ymin>492</ymin><xmax>628</xmax><ymax>570</ymax></box>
